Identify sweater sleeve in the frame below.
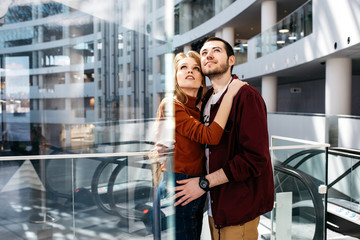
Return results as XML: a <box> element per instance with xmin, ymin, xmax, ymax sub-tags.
<box><xmin>175</xmin><ymin>103</ymin><xmax>224</xmax><ymax>145</ymax></box>
<box><xmin>222</xmin><ymin>88</ymin><xmax>271</xmax><ymax>182</ymax></box>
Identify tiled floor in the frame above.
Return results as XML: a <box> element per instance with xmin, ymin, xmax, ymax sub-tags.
<box><xmin>0</xmin><ymin>188</ymin><xmax>156</xmax><ymax>239</ymax></box>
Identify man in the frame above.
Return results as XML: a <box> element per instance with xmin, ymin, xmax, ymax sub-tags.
<box><xmin>174</xmin><ymin>37</ymin><xmax>274</xmax><ymax>240</ymax></box>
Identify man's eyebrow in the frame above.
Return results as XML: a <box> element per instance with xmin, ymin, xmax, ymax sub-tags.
<box><xmin>201</xmin><ymin>46</ymin><xmax>222</xmax><ymax>52</ymax></box>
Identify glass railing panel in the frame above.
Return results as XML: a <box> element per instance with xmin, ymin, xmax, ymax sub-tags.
<box><xmin>326</xmin><ymin>149</ymin><xmax>360</xmax><ymax>238</ymax></box>
<box><xmin>269</xmin><ymin>135</ymin><xmax>329</xmax><ymax>240</ymax></box>
<box><xmin>251</xmin><ymin>0</ymin><xmax>313</xmax><ymax>58</ymax></box>
<box><xmin>0</xmin><ymin>152</ymin><xmax>163</xmax><ymax>239</ymax></box>
<box><xmin>0</xmin><ymin>157</ymin><xmax>75</xmax><ymax>239</ymax></box>
<box><xmin>234</xmin><ymin>42</ymin><xmax>248</xmax><ymax>65</ymax></box>
<box><xmin>0</xmin><ymin>0</ymin><xmax>175</xmax><ymax>239</ymax></box>
<box><xmin>174</xmin><ymin>0</ymin><xmax>236</xmax><ymax>35</ymax></box>
<box><xmin>338</xmin><ymin>115</ymin><xmax>360</xmax><ymax>150</ymax></box>
<box><xmin>274</xmin><ymin>170</ymin><xmax>319</xmax><ymax>240</ymax></box>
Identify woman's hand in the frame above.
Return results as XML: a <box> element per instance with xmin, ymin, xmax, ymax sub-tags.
<box><xmin>212</xmin><ymin>78</ymin><xmax>247</xmax><ymax>130</ymax></box>
<box><xmin>226</xmin><ymin>79</ymin><xmax>248</xmax><ymax>98</ymax></box>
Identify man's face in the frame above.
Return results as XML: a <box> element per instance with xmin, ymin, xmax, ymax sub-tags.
<box><xmin>200</xmin><ymin>40</ymin><xmax>231</xmax><ymax>77</ymax></box>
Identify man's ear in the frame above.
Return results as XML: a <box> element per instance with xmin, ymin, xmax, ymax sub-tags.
<box><xmin>229</xmin><ymin>55</ymin><xmax>235</xmax><ymax>67</ymax></box>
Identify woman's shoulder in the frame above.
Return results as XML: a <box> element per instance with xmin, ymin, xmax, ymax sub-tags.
<box><xmin>156</xmin><ymin>97</ymin><xmax>186</xmax><ymax>118</ymax></box>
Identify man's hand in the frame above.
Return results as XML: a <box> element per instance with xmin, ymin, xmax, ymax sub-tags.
<box><xmin>174</xmin><ymin>177</ymin><xmax>205</xmax><ymax>206</ymax></box>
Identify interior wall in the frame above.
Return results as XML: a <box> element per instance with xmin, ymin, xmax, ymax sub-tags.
<box><xmin>277</xmin><ymin>79</ymin><xmax>325</xmax><ymax>114</ymax></box>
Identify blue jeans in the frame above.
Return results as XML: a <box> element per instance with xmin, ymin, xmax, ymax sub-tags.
<box><xmin>152</xmin><ymin>172</ymin><xmax>206</xmax><ymax>240</ymax></box>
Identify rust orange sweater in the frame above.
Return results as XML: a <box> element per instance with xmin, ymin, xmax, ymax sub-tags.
<box><xmin>157</xmin><ymin>95</ymin><xmax>224</xmax><ymax>176</ymax></box>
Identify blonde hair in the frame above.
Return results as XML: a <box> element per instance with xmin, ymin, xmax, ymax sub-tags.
<box><xmin>174</xmin><ymin>51</ymin><xmax>206</xmax><ymax>105</ymax></box>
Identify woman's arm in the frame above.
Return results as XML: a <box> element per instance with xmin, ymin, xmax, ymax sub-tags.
<box><xmin>175</xmin><ymin>79</ymin><xmax>247</xmax><ymax>145</ymax></box>
<box><xmin>212</xmin><ymin>79</ymin><xmax>247</xmax><ymax>129</ymax></box>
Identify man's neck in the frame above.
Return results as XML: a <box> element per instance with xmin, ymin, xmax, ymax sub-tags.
<box><xmin>209</xmin><ymin>73</ymin><xmax>232</xmax><ymax>94</ymax></box>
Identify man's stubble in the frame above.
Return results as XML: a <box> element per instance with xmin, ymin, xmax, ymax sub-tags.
<box><xmin>202</xmin><ymin>59</ymin><xmax>230</xmax><ymax>80</ymax></box>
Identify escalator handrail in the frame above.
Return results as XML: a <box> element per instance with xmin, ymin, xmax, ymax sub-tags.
<box><xmin>279</xmin><ymin>148</ymin><xmax>360</xmax><ymax>192</ymax></box>
<box><xmin>43</xmin><ymin>141</ymin><xmax>156</xmax><ymax>201</ymax></box>
<box><xmin>292</xmin><ymin>151</ymin><xmax>324</xmax><ymax>169</ymax></box>
<box><xmin>280</xmin><ymin>148</ymin><xmax>360</xmax><ymax>169</ymax></box>
<box><xmin>280</xmin><ymin>149</ymin><xmax>324</xmax><ymax>166</ymax></box>
<box><xmin>275</xmin><ymin>164</ymin><xmax>324</xmax><ymax>240</ymax></box>
<box><xmin>328</xmin><ymin>148</ymin><xmax>360</xmax><ymax>160</ymax></box>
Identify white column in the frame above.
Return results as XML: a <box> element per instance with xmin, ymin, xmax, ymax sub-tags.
<box><xmin>179</xmin><ymin>2</ymin><xmax>191</xmax><ymax>34</ymax></box>
<box><xmin>183</xmin><ymin>45</ymin><xmax>191</xmax><ymax>53</ymax></box>
<box><xmin>247</xmin><ymin>38</ymin><xmax>256</xmax><ymax>62</ymax></box>
<box><xmin>261</xmin><ymin>1</ymin><xmax>277</xmax><ymax>108</ymax></box>
<box><xmin>325</xmin><ymin>58</ymin><xmax>352</xmax><ymax>115</ymax></box>
<box><xmin>39</xmin><ymin>75</ymin><xmax>44</xmax><ymax>111</ymax></box>
<box><xmin>214</xmin><ymin>0</ymin><xmax>222</xmax><ymax>15</ymax></box>
<box><xmin>222</xmin><ymin>0</ymin><xmax>233</xmax><ymax>10</ymax></box>
<box><xmin>261</xmin><ymin>1</ymin><xmax>277</xmax><ymax>55</ymax></box>
<box><xmin>215</xmin><ymin>30</ymin><xmax>222</xmax><ymax>38</ymax></box>
<box><xmin>63</xmin><ymin>125</ymin><xmax>71</xmax><ymax>148</ymax></box>
<box><xmin>62</xmin><ymin>6</ymin><xmax>70</xmax><ymax>39</ymax></box>
<box><xmin>262</xmin><ymin>75</ymin><xmax>277</xmax><ymax>112</ymax></box>
<box><xmin>261</xmin><ymin>1</ymin><xmax>277</xmax><ymax>31</ymax></box>
<box><xmin>222</xmin><ymin>27</ymin><xmax>234</xmax><ymax>47</ymax></box>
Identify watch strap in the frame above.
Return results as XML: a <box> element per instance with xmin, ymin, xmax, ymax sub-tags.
<box><xmin>199</xmin><ymin>175</ymin><xmax>210</xmax><ymax>192</ymax></box>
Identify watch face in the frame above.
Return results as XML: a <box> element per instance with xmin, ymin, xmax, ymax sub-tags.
<box><xmin>200</xmin><ymin>179</ymin><xmax>209</xmax><ymax>189</ymax></box>
<box><xmin>200</xmin><ymin>181</ymin><xmax>207</xmax><ymax>188</ymax></box>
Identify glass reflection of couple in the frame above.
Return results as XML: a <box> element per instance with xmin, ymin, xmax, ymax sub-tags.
<box><xmin>153</xmin><ymin>37</ymin><xmax>274</xmax><ymax>240</ymax></box>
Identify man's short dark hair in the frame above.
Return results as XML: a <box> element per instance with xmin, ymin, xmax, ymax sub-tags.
<box><xmin>203</xmin><ymin>37</ymin><xmax>234</xmax><ymax>58</ymax></box>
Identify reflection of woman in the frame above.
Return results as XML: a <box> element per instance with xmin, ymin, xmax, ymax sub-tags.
<box><xmin>153</xmin><ymin>51</ymin><xmax>246</xmax><ymax>240</ymax></box>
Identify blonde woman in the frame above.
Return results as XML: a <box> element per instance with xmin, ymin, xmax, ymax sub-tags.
<box><xmin>152</xmin><ymin>51</ymin><xmax>246</xmax><ymax>240</ymax></box>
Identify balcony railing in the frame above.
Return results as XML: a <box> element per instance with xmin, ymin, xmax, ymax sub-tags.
<box><xmin>251</xmin><ymin>0</ymin><xmax>313</xmax><ymax>59</ymax></box>
<box><xmin>0</xmin><ymin>150</ymin><xmax>165</xmax><ymax>239</ymax></box>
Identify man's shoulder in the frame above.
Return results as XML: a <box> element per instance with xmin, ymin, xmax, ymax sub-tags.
<box><xmin>238</xmin><ymin>84</ymin><xmax>262</xmax><ymax>99</ymax></box>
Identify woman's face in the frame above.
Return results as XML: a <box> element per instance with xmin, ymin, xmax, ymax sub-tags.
<box><xmin>176</xmin><ymin>57</ymin><xmax>203</xmax><ymax>97</ymax></box>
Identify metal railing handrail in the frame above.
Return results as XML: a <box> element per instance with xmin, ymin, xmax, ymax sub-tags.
<box><xmin>271</xmin><ymin>135</ymin><xmax>330</xmax><ymax>147</ymax></box>
<box><xmin>0</xmin><ymin>151</ymin><xmax>150</xmax><ymax>161</ymax></box>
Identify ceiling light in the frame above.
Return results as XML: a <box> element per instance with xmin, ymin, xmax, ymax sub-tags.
<box><xmin>279</xmin><ymin>29</ymin><xmax>289</xmax><ymax>33</ymax></box>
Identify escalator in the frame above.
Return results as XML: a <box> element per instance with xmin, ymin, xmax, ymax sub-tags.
<box><xmin>276</xmin><ymin>147</ymin><xmax>360</xmax><ymax>239</ymax></box>
<box><xmin>273</xmin><ymin>163</ymin><xmax>325</xmax><ymax>240</ymax></box>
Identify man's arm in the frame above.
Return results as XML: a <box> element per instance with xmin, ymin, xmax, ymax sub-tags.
<box><xmin>173</xmin><ymin>169</ymin><xmax>228</xmax><ymax>206</ymax></box>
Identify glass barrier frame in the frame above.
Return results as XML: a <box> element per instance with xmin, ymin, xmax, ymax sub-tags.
<box><xmin>0</xmin><ymin>150</ymin><xmax>173</xmax><ymax>239</ymax></box>
<box><xmin>269</xmin><ymin>135</ymin><xmax>330</xmax><ymax>240</ymax></box>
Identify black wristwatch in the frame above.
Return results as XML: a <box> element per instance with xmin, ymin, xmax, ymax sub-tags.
<box><xmin>199</xmin><ymin>175</ymin><xmax>210</xmax><ymax>192</ymax></box>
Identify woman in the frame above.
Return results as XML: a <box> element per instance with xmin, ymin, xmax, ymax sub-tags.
<box><xmin>152</xmin><ymin>51</ymin><xmax>246</xmax><ymax>240</ymax></box>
